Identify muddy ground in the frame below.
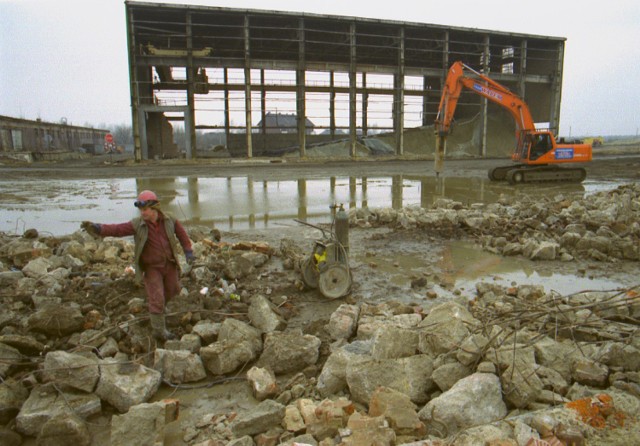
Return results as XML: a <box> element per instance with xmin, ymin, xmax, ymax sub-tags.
<box><xmin>1</xmin><ymin>144</ymin><xmax>640</xmax><ymax>445</ymax></box>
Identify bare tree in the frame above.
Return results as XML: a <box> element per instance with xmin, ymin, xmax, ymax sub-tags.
<box><xmin>112</xmin><ymin>124</ymin><xmax>133</xmax><ymax>145</ymax></box>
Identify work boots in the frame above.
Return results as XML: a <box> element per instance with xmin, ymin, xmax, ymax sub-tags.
<box><xmin>149</xmin><ymin>313</ymin><xmax>176</xmax><ymax>342</ymax></box>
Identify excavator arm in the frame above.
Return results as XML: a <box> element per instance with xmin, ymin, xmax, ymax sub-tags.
<box><xmin>435</xmin><ymin>61</ymin><xmax>535</xmax><ymax>137</ymax></box>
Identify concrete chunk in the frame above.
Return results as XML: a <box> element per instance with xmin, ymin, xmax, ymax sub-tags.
<box><xmin>95</xmin><ymin>359</ymin><xmax>162</xmax><ymax>413</ymax></box>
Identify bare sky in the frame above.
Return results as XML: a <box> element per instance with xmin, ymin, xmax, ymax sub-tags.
<box><xmin>1</xmin><ymin>0</ymin><xmax>639</xmax><ymax>136</ymax></box>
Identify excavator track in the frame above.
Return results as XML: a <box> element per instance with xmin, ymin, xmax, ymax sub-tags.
<box><xmin>489</xmin><ymin>165</ymin><xmax>587</xmax><ymax>184</ymax></box>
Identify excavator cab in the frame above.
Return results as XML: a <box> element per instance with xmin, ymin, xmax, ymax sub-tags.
<box><xmin>529</xmin><ymin>133</ymin><xmax>552</xmax><ymax>161</ymax></box>
<box><xmin>513</xmin><ymin>131</ymin><xmax>554</xmax><ymax>164</ymax></box>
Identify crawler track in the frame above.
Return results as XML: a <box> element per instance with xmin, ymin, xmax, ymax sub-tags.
<box><xmin>489</xmin><ymin>164</ymin><xmax>587</xmax><ymax>184</ymax></box>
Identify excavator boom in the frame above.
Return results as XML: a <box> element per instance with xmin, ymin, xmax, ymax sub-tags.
<box><xmin>434</xmin><ymin>61</ymin><xmax>592</xmax><ymax>184</ymax></box>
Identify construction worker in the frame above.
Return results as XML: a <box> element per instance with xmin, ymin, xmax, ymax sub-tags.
<box><xmin>81</xmin><ymin>190</ymin><xmax>194</xmax><ymax>341</ymax></box>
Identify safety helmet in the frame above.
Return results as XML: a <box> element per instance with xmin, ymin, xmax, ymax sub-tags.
<box><xmin>134</xmin><ymin>190</ymin><xmax>159</xmax><ymax>208</ymax></box>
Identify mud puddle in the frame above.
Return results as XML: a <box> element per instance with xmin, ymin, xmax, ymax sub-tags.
<box><xmin>0</xmin><ymin>175</ymin><xmax>626</xmax><ymax>236</ymax></box>
<box><xmin>352</xmin><ymin>240</ymin><xmax>634</xmax><ymax>306</ymax></box>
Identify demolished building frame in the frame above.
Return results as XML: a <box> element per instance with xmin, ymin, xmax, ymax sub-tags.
<box><xmin>125</xmin><ymin>1</ymin><xmax>566</xmax><ymax>160</ymax></box>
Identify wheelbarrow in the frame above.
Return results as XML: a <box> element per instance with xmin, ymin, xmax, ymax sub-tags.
<box><xmin>295</xmin><ymin>218</ymin><xmax>352</xmax><ymax>299</ymax></box>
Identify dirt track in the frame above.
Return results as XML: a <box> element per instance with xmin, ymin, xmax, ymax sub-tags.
<box><xmin>2</xmin><ymin>145</ymin><xmax>640</xmax><ymax>183</ymax></box>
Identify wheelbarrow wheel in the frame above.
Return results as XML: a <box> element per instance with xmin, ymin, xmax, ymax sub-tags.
<box><xmin>301</xmin><ymin>256</ymin><xmax>319</xmax><ymax>289</ymax></box>
<box><xmin>318</xmin><ymin>264</ymin><xmax>351</xmax><ymax>299</ymax></box>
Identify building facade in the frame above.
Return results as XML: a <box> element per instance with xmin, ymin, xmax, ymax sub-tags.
<box><xmin>0</xmin><ymin>115</ymin><xmax>110</xmax><ymax>159</ymax></box>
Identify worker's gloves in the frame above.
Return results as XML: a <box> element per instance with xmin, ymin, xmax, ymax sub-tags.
<box><xmin>185</xmin><ymin>250</ymin><xmax>196</xmax><ymax>265</ymax></box>
<box><xmin>81</xmin><ymin>221</ymin><xmax>101</xmax><ymax>238</ymax></box>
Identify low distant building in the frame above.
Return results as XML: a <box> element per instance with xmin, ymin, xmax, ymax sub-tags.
<box><xmin>255</xmin><ymin>113</ymin><xmax>315</xmax><ymax>134</ymax></box>
<box><xmin>0</xmin><ymin>115</ymin><xmax>110</xmax><ymax>159</ymax></box>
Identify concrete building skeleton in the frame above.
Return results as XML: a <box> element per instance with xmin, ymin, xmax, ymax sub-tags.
<box><xmin>125</xmin><ymin>1</ymin><xmax>566</xmax><ymax>160</ymax></box>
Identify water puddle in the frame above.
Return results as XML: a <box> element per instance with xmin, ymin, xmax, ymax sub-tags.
<box><xmin>0</xmin><ymin>174</ymin><xmax>626</xmax><ymax>237</ymax></box>
<box><xmin>353</xmin><ymin>239</ymin><xmax>632</xmax><ymax>305</ymax></box>
<box><xmin>441</xmin><ymin>241</ymin><xmax>632</xmax><ymax>296</ymax></box>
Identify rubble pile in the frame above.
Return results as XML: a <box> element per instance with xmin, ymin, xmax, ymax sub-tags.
<box><xmin>0</xmin><ymin>184</ymin><xmax>639</xmax><ymax>445</ymax></box>
<box><xmin>351</xmin><ymin>183</ymin><xmax>640</xmax><ymax>262</ymax></box>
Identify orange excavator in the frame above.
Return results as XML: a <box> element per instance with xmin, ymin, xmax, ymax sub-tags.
<box><xmin>434</xmin><ymin>61</ymin><xmax>592</xmax><ymax>184</ymax></box>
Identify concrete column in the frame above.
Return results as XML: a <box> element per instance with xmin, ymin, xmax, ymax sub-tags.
<box><xmin>550</xmin><ymin>41</ymin><xmax>564</xmax><ymax>135</ymax></box>
<box><xmin>422</xmin><ymin>75</ymin><xmax>429</xmax><ymax>127</ymax></box>
<box><xmin>260</xmin><ymin>69</ymin><xmax>266</xmax><ymax>135</ymax></box>
<box><xmin>349</xmin><ymin>23</ymin><xmax>357</xmax><ymax>157</ymax></box>
<box><xmin>330</xmin><ymin>71</ymin><xmax>336</xmax><ymax>139</ymax></box>
<box><xmin>394</xmin><ymin>27</ymin><xmax>405</xmax><ymax>156</ymax></box>
<box><xmin>435</xmin><ymin>30</ymin><xmax>450</xmax><ymax>175</ymax></box>
<box><xmin>185</xmin><ymin>12</ymin><xmax>195</xmax><ymax>160</ymax></box>
<box><xmin>184</xmin><ymin>107</ymin><xmax>192</xmax><ymax>160</ymax></box>
<box><xmin>480</xmin><ymin>35</ymin><xmax>490</xmax><ymax>157</ymax></box>
<box><xmin>244</xmin><ymin>15</ymin><xmax>253</xmax><ymax>158</ymax></box>
<box><xmin>139</xmin><ymin>109</ymin><xmax>148</xmax><ymax>160</ymax></box>
<box><xmin>441</xmin><ymin>31</ymin><xmax>450</xmax><ymax>87</ymax></box>
<box><xmin>224</xmin><ymin>68</ymin><xmax>231</xmax><ymax>146</ymax></box>
<box><xmin>126</xmin><ymin>6</ymin><xmax>142</xmax><ymax>162</ymax></box>
<box><xmin>518</xmin><ymin>40</ymin><xmax>528</xmax><ymax>98</ymax></box>
<box><xmin>362</xmin><ymin>72</ymin><xmax>368</xmax><ymax>136</ymax></box>
<box><xmin>297</xmin><ymin>18</ymin><xmax>306</xmax><ymax>157</ymax></box>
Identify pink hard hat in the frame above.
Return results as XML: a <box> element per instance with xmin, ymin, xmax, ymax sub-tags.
<box><xmin>134</xmin><ymin>190</ymin><xmax>159</xmax><ymax>208</ymax></box>
<box><xmin>137</xmin><ymin>190</ymin><xmax>158</xmax><ymax>201</ymax></box>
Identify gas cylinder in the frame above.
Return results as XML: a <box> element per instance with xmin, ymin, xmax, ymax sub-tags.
<box><xmin>334</xmin><ymin>204</ymin><xmax>349</xmax><ymax>258</ymax></box>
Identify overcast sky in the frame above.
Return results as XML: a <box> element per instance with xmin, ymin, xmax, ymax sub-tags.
<box><xmin>1</xmin><ymin>0</ymin><xmax>639</xmax><ymax>136</ymax></box>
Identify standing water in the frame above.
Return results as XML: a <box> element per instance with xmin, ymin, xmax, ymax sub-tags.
<box><xmin>0</xmin><ymin>174</ymin><xmax>622</xmax><ymax>236</ymax></box>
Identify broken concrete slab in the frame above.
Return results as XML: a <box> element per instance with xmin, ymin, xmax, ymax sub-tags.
<box><xmin>432</xmin><ymin>362</ymin><xmax>473</xmax><ymax>392</ymax></box>
<box><xmin>317</xmin><ymin>340</ymin><xmax>372</xmax><ymax>397</ymax></box>
<box><xmin>368</xmin><ymin>386</ymin><xmax>425</xmax><ymax>438</ymax></box>
<box><xmin>110</xmin><ymin>399</ymin><xmax>179</xmax><ymax>446</ymax></box>
<box><xmin>326</xmin><ymin>304</ymin><xmax>360</xmax><ymax>341</ymax></box>
<box><xmin>0</xmin><ymin>343</ymin><xmax>21</xmax><ymax>379</ymax></box>
<box><xmin>257</xmin><ymin>330</ymin><xmax>321</xmax><ymax>375</ymax></box>
<box><xmin>418</xmin><ymin>373</ymin><xmax>507</xmax><ymax>436</ymax></box>
<box><xmin>572</xmin><ymin>358</ymin><xmax>609</xmax><ymax>387</ymax></box>
<box><xmin>246</xmin><ymin>366</ymin><xmax>278</xmax><ymax>401</ymax></box>
<box><xmin>218</xmin><ymin>317</ymin><xmax>263</xmax><ymax>353</ymax></box>
<box><xmin>248</xmin><ymin>294</ymin><xmax>286</xmax><ymax>333</ymax></box>
<box><xmin>15</xmin><ymin>384</ymin><xmax>101</xmax><ymax>437</ymax></box>
<box><xmin>229</xmin><ymin>399</ymin><xmax>285</xmax><ymax>437</ymax></box>
<box><xmin>153</xmin><ymin>348</ymin><xmax>207</xmax><ymax>384</ymax></box>
<box><xmin>306</xmin><ymin>397</ymin><xmax>354</xmax><ymax>440</ymax></box>
<box><xmin>36</xmin><ymin>413</ymin><xmax>91</xmax><ymax>446</ymax></box>
<box><xmin>43</xmin><ymin>350</ymin><xmax>100</xmax><ymax>393</ymax></box>
<box><xmin>0</xmin><ymin>379</ymin><xmax>29</xmax><ymax>424</ymax></box>
<box><xmin>417</xmin><ymin>301</ymin><xmax>479</xmax><ymax>356</ymax></box>
<box><xmin>346</xmin><ymin>354</ymin><xmax>435</xmax><ymax>405</ymax></box>
<box><xmin>21</xmin><ymin>256</ymin><xmax>52</xmax><ymax>278</ymax></box>
<box><xmin>340</xmin><ymin>412</ymin><xmax>396</xmax><ymax>446</ymax></box>
<box><xmin>370</xmin><ymin>325</ymin><xmax>419</xmax><ymax>359</ymax></box>
<box><xmin>95</xmin><ymin>359</ymin><xmax>162</xmax><ymax>413</ymax></box>
<box><xmin>282</xmin><ymin>404</ymin><xmax>305</xmax><ymax>433</ymax></box>
<box><xmin>191</xmin><ymin>320</ymin><xmax>221</xmax><ymax>345</ymax></box>
<box><xmin>0</xmin><ymin>334</ymin><xmax>45</xmax><ymax>356</ymax></box>
<box><xmin>27</xmin><ymin>303</ymin><xmax>84</xmax><ymax>336</ymax></box>
<box><xmin>200</xmin><ymin>340</ymin><xmax>259</xmax><ymax>376</ymax></box>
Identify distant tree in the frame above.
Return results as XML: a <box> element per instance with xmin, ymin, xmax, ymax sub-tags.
<box><xmin>112</xmin><ymin>124</ymin><xmax>133</xmax><ymax>145</ymax></box>
<box><xmin>173</xmin><ymin>126</ymin><xmax>185</xmax><ymax>150</ymax></box>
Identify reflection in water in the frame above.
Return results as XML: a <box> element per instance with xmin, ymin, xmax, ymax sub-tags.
<box><xmin>133</xmin><ymin>175</ymin><xmax>586</xmax><ymax>231</ymax></box>
<box><xmin>0</xmin><ymin>174</ymin><xmax>599</xmax><ymax>236</ymax></box>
